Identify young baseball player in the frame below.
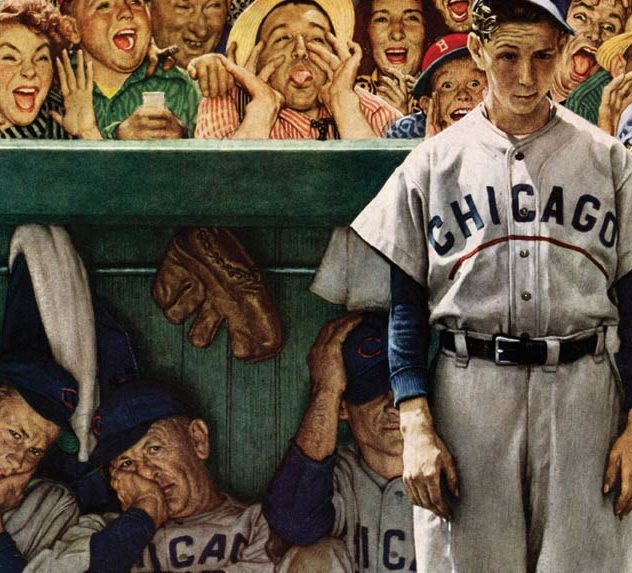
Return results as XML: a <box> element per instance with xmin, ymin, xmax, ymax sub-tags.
<box><xmin>0</xmin><ymin>353</ymin><xmax>80</xmax><ymax>570</ymax></box>
<box><xmin>387</xmin><ymin>33</ymin><xmax>487</xmax><ymax>139</ymax></box>
<box><xmin>25</xmin><ymin>380</ymin><xmax>273</xmax><ymax>573</ymax></box>
<box><xmin>265</xmin><ymin>313</ymin><xmax>422</xmax><ymax>573</ymax></box>
<box><xmin>351</xmin><ymin>0</ymin><xmax>632</xmax><ymax>571</ymax></box>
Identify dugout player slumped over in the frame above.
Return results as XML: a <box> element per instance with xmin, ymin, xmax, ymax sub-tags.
<box><xmin>350</xmin><ymin>0</ymin><xmax>632</xmax><ymax>571</ymax></box>
<box><xmin>25</xmin><ymin>381</ymin><xmax>273</xmax><ymax>573</ymax></box>
<box><xmin>265</xmin><ymin>313</ymin><xmax>419</xmax><ymax>573</ymax></box>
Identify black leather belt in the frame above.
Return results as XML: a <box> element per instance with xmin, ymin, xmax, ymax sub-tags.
<box><xmin>440</xmin><ymin>331</ymin><xmax>598</xmax><ymax>366</ymax></box>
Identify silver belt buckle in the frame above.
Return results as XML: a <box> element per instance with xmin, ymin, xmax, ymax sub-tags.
<box><xmin>494</xmin><ymin>336</ymin><xmax>520</xmax><ymax>365</ymax></box>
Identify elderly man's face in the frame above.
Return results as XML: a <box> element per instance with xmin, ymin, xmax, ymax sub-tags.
<box><xmin>257</xmin><ymin>3</ymin><xmax>331</xmax><ymax>114</ymax></box>
<box><xmin>559</xmin><ymin>0</ymin><xmax>626</xmax><ymax>88</ymax></box>
<box><xmin>0</xmin><ymin>390</ymin><xmax>59</xmax><ymax>490</ymax></box>
<box><xmin>344</xmin><ymin>391</ymin><xmax>403</xmax><ymax>460</ymax></box>
<box><xmin>150</xmin><ymin>0</ymin><xmax>228</xmax><ymax>68</ymax></box>
<box><xmin>431</xmin><ymin>0</ymin><xmax>471</xmax><ymax>32</ymax></box>
<box><xmin>110</xmin><ymin>417</ymin><xmax>211</xmax><ymax>519</ymax></box>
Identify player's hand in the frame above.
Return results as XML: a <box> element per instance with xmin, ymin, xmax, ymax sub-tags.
<box><xmin>145</xmin><ymin>40</ymin><xmax>178</xmax><ymax>77</ymax></box>
<box><xmin>116</xmin><ymin>107</ymin><xmax>187</xmax><ymax>140</ymax></box>
<box><xmin>306</xmin><ymin>312</ymin><xmax>364</xmax><ymax>397</ymax></box>
<box><xmin>0</xmin><ymin>471</ymin><xmax>33</xmax><ymax>513</ymax></box>
<box><xmin>376</xmin><ymin>66</ymin><xmax>414</xmax><ymax>115</ymax></box>
<box><xmin>598</xmin><ymin>70</ymin><xmax>632</xmax><ymax>137</ymax></box>
<box><xmin>424</xmin><ymin>91</ymin><xmax>444</xmax><ymax>139</ymax></box>
<box><xmin>51</xmin><ymin>50</ymin><xmax>102</xmax><ymax>140</ymax></box>
<box><xmin>308</xmin><ymin>34</ymin><xmax>362</xmax><ymax>113</ymax></box>
<box><xmin>400</xmin><ymin>397</ymin><xmax>459</xmax><ymax>519</ymax></box>
<box><xmin>188</xmin><ymin>42</ymin><xmax>237</xmax><ymax>98</ymax></box>
<box><xmin>110</xmin><ymin>469</ymin><xmax>168</xmax><ymax>528</ymax></box>
<box><xmin>603</xmin><ymin>413</ymin><xmax>632</xmax><ymax>519</ymax></box>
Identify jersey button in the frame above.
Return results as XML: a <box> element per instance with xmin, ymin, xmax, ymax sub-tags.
<box><xmin>520</xmin><ymin>249</ymin><xmax>530</xmax><ymax>258</ymax></box>
<box><xmin>519</xmin><ymin>207</ymin><xmax>529</xmax><ymax>217</ymax></box>
<box><xmin>515</xmin><ymin>151</ymin><xmax>525</xmax><ymax>160</ymax></box>
<box><xmin>521</xmin><ymin>291</ymin><xmax>532</xmax><ymax>301</ymax></box>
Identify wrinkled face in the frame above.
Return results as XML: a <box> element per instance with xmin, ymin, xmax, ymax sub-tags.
<box><xmin>425</xmin><ymin>56</ymin><xmax>486</xmax><ymax>127</ymax></box>
<box><xmin>110</xmin><ymin>418</ymin><xmax>210</xmax><ymax>519</ymax></box>
<box><xmin>368</xmin><ymin>0</ymin><xmax>425</xmax><ymax>77</ymax></box>
<box><xmin>0</xmin><ymin>23</ymin><xmax>53</xmax><ymax>128</ymax></box>
<box><xmin>0</xmin><ymin>391</ymin><xmax>59</xmax><ymax>503</ymax></box>
<box><xmin>257</xmin><ymin>3</ymin><xmax>332</xmax><ymax>113</ymax></box>
<box><xmin>559</xmin><ymin>0</ymin><xmax>626</xmax><ymax>88</ymax></box>
<box><xmin>346</xmin><ymin>391</ymin><xmax>403</xmax><ymax>459</ymax></box>
<box><xmin>474</xmin><ymin>22</ymin><xmax>562</xmax><ymax>121</ymax></box>
<box><xmin>70</xmin><ymin>0</ymin><xmax>151</xmax><ymax>75</ymax></box>
<box><xmin>150</xmin><ymin>0</ymin><xmax>228</xmax><ymax>67</ymax></box>
<box><xmin>432</xmin><ymin>0</ymin><xmax>471</xmax><ymax>32</ymax></box>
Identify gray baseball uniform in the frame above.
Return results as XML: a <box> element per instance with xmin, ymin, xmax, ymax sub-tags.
<box><xmin>25</xmin><ymin>495</ymin><xmax>273</xmax><ymax>572</ymax></box>
<box><xmin>351</xmin><ymin>102</ymin><xmax>632</xmax><ymax>571</ymax></box>
<box><xmin>4</xmin><ymin>479</ymin><xmax>79</xmax><ymax>560</ymax></box>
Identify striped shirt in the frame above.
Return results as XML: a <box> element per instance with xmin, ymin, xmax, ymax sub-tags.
<box><xmin>565</xmin><ymin>69</ymin><xmax>611</xmax><ymax>125</ymax></box>
<box><xmin>0</xmin><ymin>91</ymin><xmax>70</xmax><ymax>139</ymax></box>
<box><xmin>195</xmin><ymin>87</ymin><xmax>402</xmax><ymax>139</ymax></box>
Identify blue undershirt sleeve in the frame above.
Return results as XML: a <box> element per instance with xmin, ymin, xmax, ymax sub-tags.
<box><xmin>263</xmin><ymin>441</ymin><xmax>336</xmax><ymax>545</ymax></box>
<box><xmin>615</xmin><ymin>271</ymin><xmax>632</xmax><ymax>410</ymax></box>
<box><xmin>389</xmin><ymin>262</ymin><xmax>431</xmax><ymax>407</ymax></box>
<box><xmin>89</xmin><ymin>508</ymin><xmax>155</xmax><ymax>573</ymax></box>
<box><xmin>0</xmin><ymin>532</ymin><xmax>27</xmax><ymax>572</ymax></box>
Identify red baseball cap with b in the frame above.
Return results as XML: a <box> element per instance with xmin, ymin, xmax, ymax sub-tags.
<box><xmin>412</xmin><ymin>34</ymin><xmax>470</xmax><ymax>98</ymax></box>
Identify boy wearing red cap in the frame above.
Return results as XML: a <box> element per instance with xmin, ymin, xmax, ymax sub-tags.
<box><xmin>387</xmin><ymin>33</ymin><xmax>487</xmax><ymax>139</ymax></box>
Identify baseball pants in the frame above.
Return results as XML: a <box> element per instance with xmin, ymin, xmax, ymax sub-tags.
<box><xmin>414</xmin><ymin>338</ymin><xmax>629</xmax><ymax>573</ymax></box>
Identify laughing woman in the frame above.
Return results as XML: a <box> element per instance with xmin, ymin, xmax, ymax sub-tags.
<box><xmin>0</xmin><ymin>0</ymin><xmax>101</xmax><ymax>139</ymax></box>
<box><xmin>353</xmin><ymin>0</ymin><xmax>426</xmax><ymax>115</ymax></box>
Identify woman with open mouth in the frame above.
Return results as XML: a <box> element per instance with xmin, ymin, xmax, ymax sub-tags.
<box><xmin>0</xmin><ymin>0</ymin><xmax>101</xmax><ymax>139</ymax></box>
<box><xmin>353</xmin><ymin>0</ymin><xmax>426</xmax><ymax>115</ymax></box>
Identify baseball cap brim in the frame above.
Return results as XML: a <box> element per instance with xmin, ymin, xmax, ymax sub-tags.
<box><xmin>412</xmin><ymin>45</ymin><xmax>470</xmax><ymax>98</ymax></box>
<box><xmin>15</xmin><ymin>386</ymin><xmax>79</xmax><ymax>455</ymax></box>
<box><xmin>90</xmin><ymin>420</ymin><xmax>153</xmax><ymax>467</ymax></box>
<box><xmin>524</xmin><ymin>0</ymin><xmax>574</xmax><ymax>34</ymax></box>
<box><xmin>228</xmin><ymin>0</ymin><xmax>355</xmax><ymax>66</ymax></box>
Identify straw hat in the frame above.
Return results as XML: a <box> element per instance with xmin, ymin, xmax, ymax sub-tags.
<box><xmin>227</xmin><ymin>0</ymin><xmax>355</xmax><ymax>66</ymax></box>
<box><xmin>597</xmin><ymin>32</ymin><xmax>632</xmax><ymax>73</ymax></box>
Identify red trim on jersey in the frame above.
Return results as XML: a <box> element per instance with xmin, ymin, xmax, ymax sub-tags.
<box><xmin>447</xmin><ymin>235</ymin><xmax>609</xmax><ymax>280</ymax></box>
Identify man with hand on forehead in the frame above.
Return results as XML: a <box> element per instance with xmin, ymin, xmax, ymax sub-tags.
<box><xmin>26</xmin><ymin>381</ymin><xmax>274</xmax><ymax>573</ymax></box>
<box><xmin>192</xmin><ymin>0</ymin><xmax>401</xmax><ymax>139</ymax></box>
<box><xmin>265</xmin><ymin>314</ymin><xmax>423</xmax><ymax>573</ymax></box>
<box><xmin>0</xmin><ymin>352</ymin><xmax>80</xmax><ymax>571</ymax></box>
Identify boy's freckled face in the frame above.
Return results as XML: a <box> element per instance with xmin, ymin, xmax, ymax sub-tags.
<box><xmin>71</xmin><ymin>0</ymin><xmax>151</xmax><ymax>74</ymax></box>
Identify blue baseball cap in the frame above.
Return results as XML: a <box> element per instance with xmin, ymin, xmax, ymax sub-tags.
<box><xmin>90</xmin><ymin>381</ymin><xmax>190</xmax><ymax>466</ymax></box>
<box><xmin>342</xmin><ymin>313</ymin><xmax>390</xmax><ymax>405</ymax></box>
<box><xmin>0</xmin><ymin>350</ymin><xmax>78</xmax><ymax>435</ymax></box>
<box><xmin>472</xmin><ymin>0</ymin><xmax>574</xmax><ymax>35</ymax></box>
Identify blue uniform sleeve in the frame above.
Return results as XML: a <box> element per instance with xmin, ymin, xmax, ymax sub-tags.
<box><xmin>89</xmin><ymin>508</ymin><xmax>155</xmax><ymax>573</ymax></box>
<box><xmin>389</xmin><ymin>263</ymin><xmax>431</xmax><ymax>407</ymax></box>
<box><xmin>615</xmin><ymin>271</ymin><xmax>632</xmax><ymax>410</ymax></box>
<box><xmin>263</xmin><ymin>442</ymin><xmax>336</xmax><ymax>545</ymax></box>
<box><xmin>0</xmin><ymin>532</ymin><xmax>27</xmax><ymax>572</ymax></box>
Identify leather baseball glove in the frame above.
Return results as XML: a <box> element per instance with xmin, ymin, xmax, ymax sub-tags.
<box><xmin>152</xmin><ymin>227</ymin><xmax>283</xmax><ymax>362</ymax></box>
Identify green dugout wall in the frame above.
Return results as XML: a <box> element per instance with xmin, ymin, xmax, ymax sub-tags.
<box><xmin>1</xmin><ymin>139</ymin><xmax>414</xmax><ymax>502</ymax></box>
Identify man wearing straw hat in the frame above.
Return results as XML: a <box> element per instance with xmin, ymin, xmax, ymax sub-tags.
<box><xmin>191</xmin><ymin>0</ymin><xmax>402</xmax><ymax>139</ymax></box>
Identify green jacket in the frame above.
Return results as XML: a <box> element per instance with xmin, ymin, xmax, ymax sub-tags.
<box><xmin>93</xmin><ymin>60</ymin><xmax>201</xmax><ymax>139</ymax></box>
<box><xmin>565</xmin><ymin>69</ymin><xmax>611</xmax><ymax>126</ymax></box>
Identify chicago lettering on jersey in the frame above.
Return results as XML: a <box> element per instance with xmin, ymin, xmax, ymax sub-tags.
<box><xmin>133</xmin><ymin>532</ymin><xmax>247</xmax><ymax>572</ymax></box>
<box><xmin>428</xmin><ymin>185</ymin><xmax>617</xmax><ymax>256</ymax></box>
<box><xmin>353</xmin><ymin>524</ymin><xmax>417</xmax><ymax>571</ymax></box>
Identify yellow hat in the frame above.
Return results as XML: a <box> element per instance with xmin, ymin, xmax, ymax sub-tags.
<box><xmin>597</xmin><ymin>32</ymin><xmax>632</xmax><ymax>72</ymax></box>
<box><xmin>227</xmin><ymin>0</ymin><xmax>355</xmax><ymax>67</ymax></box>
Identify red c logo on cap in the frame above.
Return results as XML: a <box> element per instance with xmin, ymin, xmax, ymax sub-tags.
<box><xmin>61</xmin><ymin>388</ymin><xmax>78</xmax><ymax>410</ymax></box>
<box><xmin>356</xmin><ymin>336</ymin><xmax>383</xmax><ymax>359</ymax></box>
